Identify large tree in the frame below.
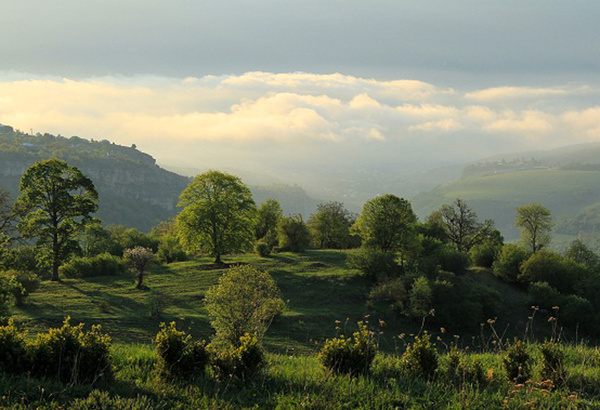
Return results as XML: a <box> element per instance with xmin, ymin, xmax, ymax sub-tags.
<box><xmin>516</xmin><ymin>202</ymin><xmax>553</xmax><ymax>253</ymax></box>
<box><xmin>255</xmin><ymin>199</ymin><xmax>283</xmax><ymax>247</ymax></box>
<box><xmin>308</xmin><ymin>201</ymin><xmax>355</xmax><ymax>249</ymax></box>
<box><xmin>176</xmin><ymin>170</ymin><xmax>256</xmax><ymax>264</ymax></box>
<box><xmin>352</xmin><ymin>194</ymin><xmax>417</xmax><ymax>256</ymax></box>
<box><xmin>15</xmin><ymin>159</ymin><xmax>98</xmax><ymax>281</ymax></box>
<box><xmin>438</xmin><ymin>198</ymin><xmax>494</xmax><ymax>252</ymax></box>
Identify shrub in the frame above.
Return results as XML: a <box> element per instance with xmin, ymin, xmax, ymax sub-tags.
<box><xmin>437</xmin><ymin>244</ymin><xmax>470</xmax><ymax>274</ymax></box>
<box><xmin>156</xmin><ymin>236</ymin><xmax>187</xmax><ymax>264</ymax></box>
<box><xmin>493</xmin><ymin>244</ymin><xmax>531</xmax><ymax>283</ymax></box>
<box><xmin>0</xmin><ymin>318</ymin><xmax>29</xmax><ymax>374</ymax></box>
<box><xmin>2</xmin><ymin>270</ymin><xmax>40</xmax><ymax>306</ymax></box>
<box><xmin>503</xmin><ymin>339</ymin><xmax>532</xmax><ymax>384</ymax></box>
<box><xmin>401</xmin><ymin>332</ymin><xmax>438</xmax><ymax>380</ymax></box>
<box><xmin>528</xmin><ymin>281</ymin><xmax>563</xmax><ymax>310</ymax></box>
<box><xmin>30</xmin><ymin>317</ymin><xmax>112</xmax><ymax>383</ymax></box>
<box><xmin>409</xmin><ymin>276</ymin><xmax>433</xmax><ymax>318</ymax></box>
<box><xmin>469</xmin><ymin>239</ymin><xmax>502</xmax><ymax>268</ymax></box>
<box><xmin>208</xmin><ymin>333</ymin><xmax>265</xmax><ymax>381</ymax></box>
<box><xmin>205</xmin><ymin>265</ymin><xmax>284</xmax><ymax>345</ymax></box>
<box><xmin>255</xmin><ymin>240</ymin><xmax>271</xmax><ymax>257</ymax></box>
<box><xmin>155</xmin><ymin>322</ymin><xmax>208</xmax><ymax>379</ymax></box>
<box><xmin>367</xmin><ymin>278</ymin><xmax>407</xmax><ymax>314</ymax></box>
<box><xmin>519</xmin><ymin>250</ymin><xmax>588</xmax><ymax>293</ymax></box>
<box><xmin>319</xmin><ymin>321</ymin><xmax>377</xmax><ymax>376</ymax></box>
<box><xmin>59</xmin><ymin>253</ymin><xmax>125</xmax><ymax>278</ymax></box>
<box><xmin>148</xmin><ymin>291</ymin><xmax>170</xmax><ymax>318</ymax></box>
<box><xmin>347</xmin><ymin>247</ymin><xmax>400</xmax><ymax>281</ymax></box>
<box><xmin>561</xmin><ymin>294</ymin><xmax>594</xmax><ymax>331</ymax></box>
<box><xmin>540</xmin><ymin>341</ymin><xmax>566</xmax><ymax>386</ymax></box>
<box><xmin>277</xmin><ymin>214</ymin><xmax>311</xmax><ymax>252</ymax></box>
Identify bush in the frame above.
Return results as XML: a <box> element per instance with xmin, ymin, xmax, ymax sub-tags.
<box><xmin>277</xmin><ymin>214</ymin><xmax>311</xmax><ymax>252</ymax></box>
<box><xmin>401</xmin><ymin>332</ymin><xmax>438</xmax><ymax>380</ymax></box>
<box><xmin>148</xmin><ymin>291</ymin><xmax>170</xmax><ymax>318</ymax></box>
<box><xmin>2</xmin><ymin>270</ymin><xmax>40</xmax><ymax>306</ymax></box>
<box><xmin>156</xmin><ymin>236</ymin><xmax>187</xmax><ymax>264</ymax></box>
<box><xmin>208</xmin><ymin>333</ymin><xmax>266</xmax><ymax>381</ymax></box>
<box><xmin>409</xmin><ymin>276</ymin><xmax>433</xmax><ymax>318</ymax></box>
<box><xmin>319</xmin><ymin>321</ymin><xmax>377</xmax><ymax>376</ymax></box>
<box><xmin>155</xmin><ymin>322</ymin><xmax>208</xmax><ymax>379</ymax></box>
<box><xmin>540</xmin><ymin>341</ymin><xmax>566</xmax><ymax>386</ymax></box>
<box><xmin>255</xmin><ymin>241</ymin><xmax>271</xmax><ymax>257</ymax></box>
<box><xmin>528</xmin><ymin>281</ymin><xmax>563</xmax><ymax>310</ymax></box>
<box><xmin>31</xmin><ymin>317</ymin><xmax>112</xmax><ymax>383</ymax></box>
<box><xmin>561</xmin><ymin>294</ymin><xmax>594</xmax><ymax>331</ymax></box>
<box><xmin>367</xmin><ymin>278</ymin><xmax>407</xmax><ymax>314</ymax></box>
<box><xmin>347</xmin><ymin>247</ymin><xmax>400</xmax><ymax>281</ymax></box>
<box><xmin>443</xmin><ymin>347</ymin><xmax>486</xmax><ymax>386</ymax></box>
<box><xmin>0</xmin><ymin>318</ymin><xmax>29</xmax><ymax>374</ymax></box>
<box><xmin>59</xmin><ymin>253</ymin><xmax>125</xmax><ymax>278</ymax></box>
<box><xmin>503</xmin><ymin>339</ymin><xmax>532</xmax><ymax>384</ymax></box>
<box><xmin>437</xmin><ymin>244</ymin><xmax>470</xmax><ymax>274</ymax></box>
<box><xmin>469</xmin><ymin>240</ymin><xmax>502</xmax><ymax>268</ymax></box>
<box><xmin>493</xmin><ymin>244</ymin><xmax>531</xmax><ymax>283</ymax></box>
<box><xmin>519</xmin><ymin>251</ymin><xmax>588</xmax><ymax>293</ymax></box>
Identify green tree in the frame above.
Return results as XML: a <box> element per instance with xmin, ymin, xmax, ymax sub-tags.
<box><xmin>255</xmin><ymin>199</ymin><xmax>283</xmax><ymax>247</ymax></box>
<box><xmin>176</xmin><ymin>171</ymin><xmax>256</xmax><ymax>264</ymax></box>
<box><xmin>492</xmin><ymin>244</ymin><xmax>531</xmax><ymax>283</ymax></box>
<box><xmin>277</xmin><ymin>214</ymin><xmax>311</xmax><ymax>252</ymax></box>
<box><xmin>308</xmin><ymin>201</ymin><xmax>355</xmax><ymax>249</ymax></box>
<box><xmin>565</xmin><ymin>239</ymin><xmax>599</xmax><ymax>269</ymax></box>
<box><xmin>352</xmin><ymin>194</ymin><xmax>418</xmax><ymax>261</ymax></box>
<box><xmin>438</xmin><ymin>198</ymin><xmax>494</xmax><ymax>252</ymax></box>
<box><xmin>515</xmin><ymin>202</ymin><xmax>553</xmax><ymax>253</ymax></box>
<box><xmin>205</xmin><ymin>265</ymin><xmax>284</xmax><ymax>345</ymax></box>
<box><xmin>124</xmin><ymin>246</ymin><xmax>156</xmax><ymax>289</ymax></box>
<box><xmin>15</xmin><ymin>159</ymin><xmax>98</xmax><ymax>281</ymax></box>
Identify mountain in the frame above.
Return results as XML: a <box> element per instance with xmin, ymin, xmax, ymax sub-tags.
<box><xmin>411</xmin><ymin>142</ymin><xmax>600</xmax><ymax>249</ymax></box>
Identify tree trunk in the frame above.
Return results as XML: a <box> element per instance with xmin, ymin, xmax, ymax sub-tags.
<box><xmin>214</xmin><ymin>254</ymin><xmax>222</xmax><ymax>265</ymax></box>
<box><xmin>136</xmin><ymin>270</ymin><xmax>144</xmax><ymax>289</ymax></box>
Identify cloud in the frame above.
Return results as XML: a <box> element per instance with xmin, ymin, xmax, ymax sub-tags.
<box><xmin>0</xmin><ymin>71</ymin><xmax>599</xmax><ymax>170</ymax></box>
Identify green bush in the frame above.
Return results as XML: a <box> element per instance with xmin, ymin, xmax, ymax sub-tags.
<box><xmin>2</xmin><ymin>270</ymin><xmax>40</xmax><ymax>306</ymax></box>
<box><xmin>561</xmin><ymin>294</ymin><xmax>594</xmax><ymax>331</ymax></box>
<box><xmin>401</xmin><ymin>332</ymin><xmax>438</xmax><ymax>380</ymax></box>
<box><xmin>0</xmin><ymin>318</ymin><xmax>29</xmax><ymax>374</ymax></box>
<box><xmin>319</xmin><ymin>321</ymin><xmax>377</xmax><ymax>376</ymax></box>
<box><xmin>409</xmin><ymin>276</ymin><xmax>433</xmax><ymax>318</ymax></box>
<box><xmin>519</xmin><ymin>250</ymin><xmax>588</xmax><ymax>293</ymax></box>
<box><xmin>347</xmin><ymin>247</ymin><xmax>400</xmax><ymax>281</ymax></box>
<box><xmin>528</xmin><ymin>281</ymin><xmax>563</xmax><ymax>310</ymax></box>
<box><xmin>255</xmin><ymin>240</ymin><xmax>271</xmax><ymax>257</ymax></box>
<box><xmin>156</xmin><ymin>236</ymin><xmax>187</xmax><ymax>264</ymax></box>
<box><xmin>493</xmin><ymin>244</ymin><xmax>531</xmax><ymax>283</ymax></box>
<box><xmin>539</xmin><ymin>341</ymin><xmax>566</xmax><ymax>386</ymax></box>
<box><xmin>469</xmin><ymin>240</ymin><xmax>502</xmax><ymax>268</ymax></box>
<box><xmin>59</xmin><ymin>253</ymin><xmax>125</xmax><ymax>278</ymax></box>
<box><xmin>31</xmin><ymin>317</ymin><xmax>112</xmax><ymax>383</ymax></box>
<box><xmin>155</xmin><ymin>322</ymin><xmax>208</xmax><ymax>379</ymax></box>
<box><xmin>367</xmin><ymin>278</ymin><xmax>407</xmax><ymax>314</ymax></box>
<box><xmin>503</xmin><ymin>339</ymin><xmax>532</xmax><ymax>384</ymax></box>
<box><xmin>437</xmin><ymin>244</ymin><xmax>470</xmax><ymax>274</ymax></box>
<box><xmin>208</xmin><ymin>333</ymin><xmax>265</xmax><ymax>381</ymax></box>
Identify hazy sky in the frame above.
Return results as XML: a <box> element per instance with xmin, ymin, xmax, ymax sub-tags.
<box><xmin>1</xmin><ymin>1</ymin><xmax>600</xmax><ymax>188</ymax></box>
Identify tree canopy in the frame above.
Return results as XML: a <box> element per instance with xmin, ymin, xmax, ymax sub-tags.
<box><xmin>175</xmin><ymin>170</ymin><xmax>256</xmax><ymax>264</ymax></box>
<box><xmin>515</xmin><ymin>202</ymin><xmax>553</xmax><ymax>253</ymax></box>
<box><xmin>15</xmin><ymin>159</ymin><xmax>98</xmax><ymax>281</ymax></box>
<box><xmin>308</xmin><ymin>201</ymin><xmax>355</xmax><ymax>249</ymax></box>
<box><xmin>438</xmin><ymin>198</ymin><xmax>494</xmax><ymax>252</ymax></box>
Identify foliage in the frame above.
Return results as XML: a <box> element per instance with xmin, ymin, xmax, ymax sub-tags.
<box><xmin>151</xmin><ymin>220</ymin><xmax>187</xmax><ymax>263</ymax></box>
<box><xmin>437</xmin><ymin>243</ymin><xmax>471</xmax><ymax>274</ymax></box>
<box><xmin>319</xmin><ymin>321</ymin><xmax>377</xmax><ymax>376</ymax></box>
<box><xmin>176</xmin><ymin>170</ymin><xmax>256</xmax><ymax>264</ymax></box>
<box><xmin>469</xmin><ymin>234</ymin><xmax>504</xmax><ymax>268</ymax></box>
<box><xmin>308</xmin><ymin>201</ymin><xmax>356</xmax><ymax>249</ymax></box>
<box><xmin>401</xmin><ymin>332</ymin><xmax>438</xmax><ymax>380</ymax></box>
<box><xmin>2</xmin><ymin>245</ymin><xmax>39</xmax><ymax>274</ymax></box>
<box><xmin>59</xmin><ymin>253</ymin><xmax>125</xmax><ymax>278</ymax></box>
<box><xmin>277</xmin><ymin>214</ymin><xmax>311</xmax><ymax>252</ymax></box>
<box><xmin>148</xmin><ymin>290</ymin><xmax>170</xmax><ymax>318</ymax></box>
<box><xmin>1</xmin><ymin>269</ymin><xmax>40</xmax><ymax>306</ymax></box>
<box><xmin>124</xmin><ymin>246</ymin><xmax>156</xmax><ymax>289</ymax></box>
<box><xmin>438</xmin><ymin>198</ymin><xmax>496</xmax><ymax>252</ymax></box>
<box><xmin>540</xmin><ymin>341</ymin><xmax>566</xmax><ymax>386</ymax></box>
<box><xmin>528</xmin><ymin>281</ymin><xmax>562</xmax><ymax>310</ymax></box>
<box><xmin>367</xmin><ymin>278</ymin><xmax>406</xmax><ymax>314</ymax></box>
<box><xmin>255</xmin><ymin>240</ymin><xmax>271</xmax><ymax>257</ymax></box>
<box><xmin>205</xmin><ymin>265</ymin><xmax>284</xmax><ymax>345</ymax></box>
<box><xmin>347</xmin><ymin>247</ymin><xmax>400</xmax><ymax>281</ymax></box>
<box><xmin>565</xmin><ymin>238</ymin><xmax>600</xmax><ymax>269</ymax></box>
<box><xmin>503</xmin><ymin>339</ymin><xmax>533</xmax><ymax>383</ymax></box>
<box><xmin>409</xmin><ymin>276</ymin><xmax>433</xmax><ymax>318</ymax></box>
<box><xmin>154</xmin><ymin>322</ymin><xmax>208</xmax><ymax>379</ymax></box>
<box><xmin>519</xmin><ymin>250</ymin><xmax>587</xmax><ymax>293</ymax></box>
<box><xmin>15</xmin><ymin>159</ymin><xmax>98</xmax><ymax>281</ymax></box>
<box><xmin>208</xmin><ymin>333</ymin><xmax>266</xmax><ymax>381</ymax></box>
<box><xmin>516</xmin><ymin>202</ymin><xmax>553</xmax><ymax>253</ymax></box>
<box><xmin>0</xmin><ymin>318</ymin><xmax>29</xmax><ymax>374</ymax></box>
<box><xmin>352</xmin><ymin>194</ymin><xmax>418</xmax><ymax>259</ymax></box>
<box><xmin>255</xmin><ymin>199</ymin><xmax>282</xmax><ymax>248</ymax></box>
<box><xmin>492</xmin><ymin>244</ymin><xmax>531</xmax><ymax>283</ymax></box>
<box><xmin>30</xmin><ymin>317</ymin><xmax>112</xmax><ymax>383</ymax></box>
<box><xmin>0</xmin><ymin>273</ymin><xmax>22</xmax><ymax>317</ymax></box>
<box><xmin>561</xmin><ymin>294</ymin><xmax>594</xmax><ymax>332</ymax></box>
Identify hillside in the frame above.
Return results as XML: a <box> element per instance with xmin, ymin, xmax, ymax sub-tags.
<box><xmin>412</xmin><ymin>142</ymin><xmax>600</xmax><ymax>247</ymax></box>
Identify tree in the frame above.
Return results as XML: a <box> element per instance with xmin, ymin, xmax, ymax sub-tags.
<box><xmin>515</xmin><ymin>202</ymin><xmax>553</xmax><ymax>253</ymax></box>
<box><xmin>352</xmin><ymin>194</ymin><xmax>417</xmax><ymax>257</ymax></box>
<box><xmin>124</xmin><ymin>246</ymin><xmax>156</xmax><ymax>289</ymax></box>
<box><xmin>205</xmin><ymin>265</ymin><xmax>284</xmax><ymax>345</ymax></box>
<box><xmin>255</xmin><ymin>199</ymin><xmax>283</xmax><ymax>248</ymax></box>
<box><xmin>15</xmin><ymin>159</ymin><xmax>98</xmax><ymax>281</ymax></box>
<box><xmin>565</xmin><ymin>239</ymin><xmax>599</xmax><ymax>269</ymax></box>
<box><xmin>438</xmin><ymin>198</ymin><xmax>494</xmax><ymax>252</ymax></box>
<box><xmin>175</xmin><ymin>171</ymin><xmax>256</xmax><ymax>264</ymax></box>
<box><xmin>277</xmin><ymin>214</ymin><xmax>311</xmax><ymax>252</ymax></box>
<box><xmin>308</xmin><ymin>201</ymin><xmax>355</xmax><ymax>249</ymax></box>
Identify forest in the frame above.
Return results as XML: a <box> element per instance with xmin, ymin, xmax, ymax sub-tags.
<box><xmin>1</xmin><ymin>154</ymin><xmax>600</xmax><ymax>409</ymax></box>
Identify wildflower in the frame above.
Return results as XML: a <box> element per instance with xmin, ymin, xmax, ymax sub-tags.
<box><xmin>552</xmin><ymin>306</ymin><xmax>559</xmax><ymax>311</ymax></box>
<box><xmin>398</xmin><ymin>333</ymin><xmax>405</xmax><ymax>339</ymax></box>
<box><xmin>378</xmin><ymin>319</ymin><xmax>386</xmax><ymax>328</ymax></box>
<box><xmin>487</xmin><ymin>318</ymin><xmax>496</xmax><ymax>324</ymax></box>
<box><xmin>440</xmin><ymin>327</ymin><xmax>446</xmax><ymax>334</ymax></box>
<box><xmin>335</xmin><ymin>320</ymin><xmax>341</xmax><ymax>324</ymax></box>
<box><xmin>548</xmin><ymin>317</ymin><xmax>556</xmax><ymax>322</ymax></box>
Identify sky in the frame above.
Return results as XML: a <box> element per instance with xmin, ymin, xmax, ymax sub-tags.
<box><xmin>1</xmin><ymin>1</ymin><xmax>600</xmax><ymax>194</ymax></box>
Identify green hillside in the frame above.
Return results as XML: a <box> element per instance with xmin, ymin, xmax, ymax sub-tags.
<box><xmin>412</xmin><ymin>168</ymin><xmax>600</xmax><ymax>246</ymax></box>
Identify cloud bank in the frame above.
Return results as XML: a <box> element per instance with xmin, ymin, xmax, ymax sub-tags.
<box><xmin>1</xmin><ymin>72</ymin><xmax>599</xmax><ymax>175</ymax></box>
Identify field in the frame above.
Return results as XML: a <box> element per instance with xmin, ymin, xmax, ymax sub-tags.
<box><xmin>3</xmin><ymin>250</ymin><xmax>600</xmax><ymax>408</ymax></box>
